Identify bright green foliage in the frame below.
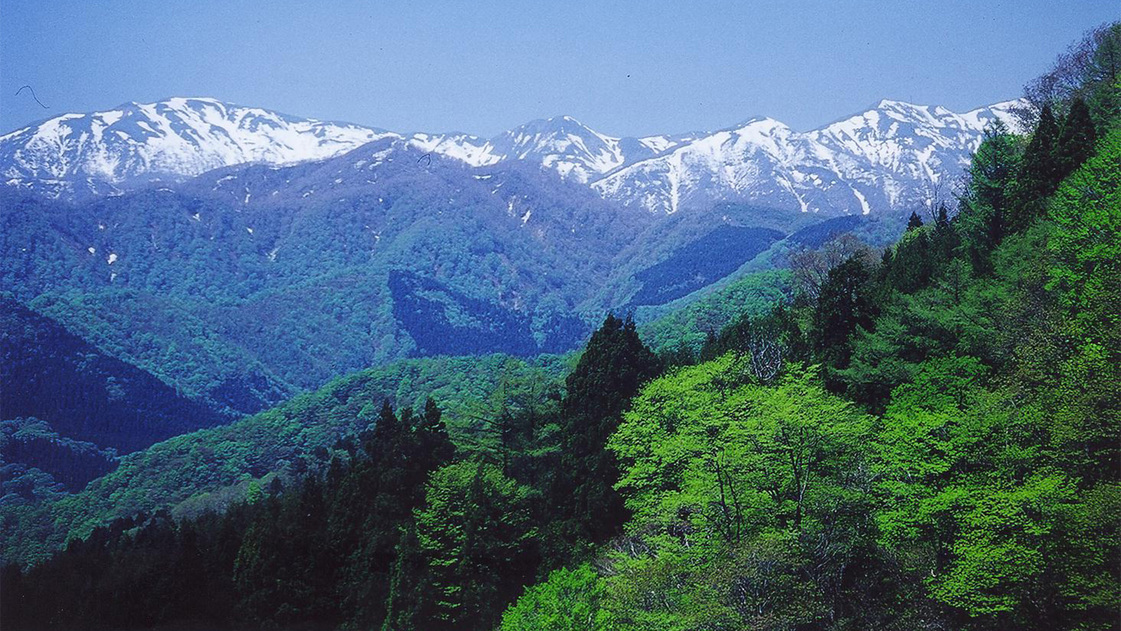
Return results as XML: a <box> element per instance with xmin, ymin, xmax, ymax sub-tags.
<box><xmin>415</xmin><ymin>461</ymin><xmax>536</xmax><ymax>631</ymax></box>
<box><xmin>607</xmin><ymin>359</ymin><xmax>874</xmax><ymax>628</ymax></box>
<box><xmin>499</xmin><ymin>565</ymin><xmax>612</xmax><ymax>631</ymax></box>
<box><xmin>1047</xmin><ymin>128</ymin><xmax>1121</xmax><ymax>324</ymax></box>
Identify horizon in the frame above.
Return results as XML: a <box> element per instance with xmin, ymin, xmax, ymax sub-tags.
<box><xmin>2</xmin><ymin>1</ymin><xmax>1116</xmax><ymax>137</ymax></box>
<box><xmin>0</xmin><ymin>92</ymin><xmax>1028</xmax><ymax>139</ymax></box>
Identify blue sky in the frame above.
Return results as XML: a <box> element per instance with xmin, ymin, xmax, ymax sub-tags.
<box><xmin>2</xmin><ymin>1</ymin><xmax>1117</xmax><ymax>136</ymax></box>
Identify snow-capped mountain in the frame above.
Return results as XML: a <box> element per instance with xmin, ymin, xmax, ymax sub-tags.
<box><xmin>1</xmin><ymin>96</ymin><xmax>1022</xmax><ymax>215</ymax></box>
<box><xmin>0</xmin><ymin>97</ymin><xmax>397</xmax><ymax>200</ymax></box>
<box><xmin>410</xmin><ymin>115</ymin><xmax>692</xmax><ymax>182</ymax></box>
<box><xmin>0</xmin><ymin>100</ymin><xmax>691</xmax><ymax>200</ymax></box>
<box><xmin>592</xmin><ymin>100</ymin><xmax>1023</xmax><ymax>215</ymax></box>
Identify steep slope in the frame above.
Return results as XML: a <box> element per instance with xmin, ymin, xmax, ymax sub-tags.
<box><xmin>0</xmin><ymin>97</ymin><xmax>397</xmax><ymax>200</ymax></box>
<box><xmin>0</xmin><ymin>99</ymin><xmax>690</xmax><ymax>200</ymax></box>
<box><xmin>2</xmin><ymin>96</ymin><xmax>1017</xmax><ymax>218</ymax></box>
<box><xmin>2</xmin><ymin>140</ymin><xmax>646</xmax><ymax>391</ymax></box>
<box><xmin>471</xmin><ymin>115</ymin><xmax>690</xmax><ymax>182</ymax></box>
<box><xmin>593</xmin><ymin>100</ymin><xmax>1023</xmax><ymax>215</ymax></box>
<box><xmin>0</xmin><ymin>298</ymin><xmax>226</xmax><ymax>453</ymax></box>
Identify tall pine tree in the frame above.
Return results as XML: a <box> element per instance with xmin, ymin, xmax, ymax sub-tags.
<box><xmin>1011</xmin><ymin>103</ymin><xmax>1060</xmax><ymax>232</ymax></box>
<box><xmin>556</xmin><ymin>314</ymin><xmax>660</xmax><ymax>545</ymax></box>
<box><xmin>1055</xmin><ymin>97</ymin><xmax>1097</xmax><ymax>178</ymax></box>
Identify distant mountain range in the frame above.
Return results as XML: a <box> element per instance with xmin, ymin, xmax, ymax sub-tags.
<box><xmin>0</xmin><ymin>94</ymin><xmax>1022</xmax><ymax>559</ymax></box>
<box><xmin>0</xmin><ymin>94</ymin><xmax>1020</xmax><ymax>424</ymax></box>
<box><xmin>1</xmin><ymin>96</ymin><xmax>1020</xmax><ymax>213</ymax></box>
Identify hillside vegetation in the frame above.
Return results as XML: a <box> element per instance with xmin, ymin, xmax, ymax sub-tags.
<box><xmin>2</xmin><ymin>22</ymin><xmax>1118</xmax><ymax>631</ymax></box>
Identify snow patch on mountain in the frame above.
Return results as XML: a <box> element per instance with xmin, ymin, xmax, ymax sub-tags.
<box><xmin>1</xmin><ymin>96</ymin><xmax>1024</xmax><ymax>217</ymax></box>
<box><xmin>593</xmin><ymin>99</ymin><xmax>1023</xmax><ymax>215</ymax></box>
<box><xmin>0</xmin><ymin>98</ymin><xmax>405</xmax><ymax>199</ymax></box>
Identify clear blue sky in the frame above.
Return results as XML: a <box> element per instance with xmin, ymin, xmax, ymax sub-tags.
<box><xmin>2</xmin><ymin>1</ymin><xmax>1117</xmax><ymax>136</ymax></box>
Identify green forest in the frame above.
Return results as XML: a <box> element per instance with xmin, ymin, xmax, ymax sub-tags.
<box><xmin>2</xmin><ymin>21</ymin><xmax>1119</xmax><ymax>631</ymax></box>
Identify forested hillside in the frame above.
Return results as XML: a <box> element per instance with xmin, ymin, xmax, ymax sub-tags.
<box><xmin>1</xmin><ymin>298</ymin><xmax>225</xmax><ymax>453</ymax></box>
<box><xmin>1</xmin><ymin>20</ymin><xmax>1118</xmax><ymax>631</ymax></box>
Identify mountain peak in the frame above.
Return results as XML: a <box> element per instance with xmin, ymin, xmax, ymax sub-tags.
<box><xmin>2</xmin><ymin>96</ymin><xmax>1021</xmax><ymax>207</ymax></box>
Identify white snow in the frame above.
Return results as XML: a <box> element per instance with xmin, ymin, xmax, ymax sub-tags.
<box><xmin>2</xmin><ymin>95</ymin><xmax>1027</xmax><ymax>217</ymax></box>
<box><xmin>593</xmin><ymin>99</ymin><xmax>1026</xmax><ymax>215</ymax></box>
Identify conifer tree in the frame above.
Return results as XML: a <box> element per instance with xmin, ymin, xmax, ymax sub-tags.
<box><xmin>1011</xmin><ymin>103</ymin><xmax>1060</xmax><ymax>232</ymax></box>
<box><xmin>931</xmin><ymin>203</ymin><xmax>959</xmax><ymax>266</ymax></box>
<box><xmin>556</xmin><ymin>314</ymin><xmax>660</xmax><ymax>544</ymax></box>
<box><xmin>1055</xmin><ymin>97</ymin><xmax>1097</xmax><ymax>177</ymax></box>
<box><xmin>957</xmin><ymin>121</ymin><xmax>1020</xmax><ymax>274</ymax></box>
<box><xmin>813</xmin><ymin>255</ymin><xmax>877</xmax><ymax>388</ymax></box>
<box><xmin>906</xmin><ymin>210</ymin><xmax>924</xmax><ymax>230</ymax></box>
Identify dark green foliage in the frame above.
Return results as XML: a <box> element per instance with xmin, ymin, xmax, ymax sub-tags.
<box><xmin>0</xmin><ymin>419</ymin><xmax>117</xmax><ymax>491</ymax></box>
<box><xmin>1056</xmin><ymin>97</ymin><xmax>1098</xmax><ymax>176</ymax></box>
<box><xmin>629</xmin><ymin>226</ymin><xmax>784</xmax><ymax>307</ymax></box>
<box><xmin>883</xmin><ymin>227</ymin><xmax>934</xmax><ymax>294</ymax></box>
<box><xmin>556</xmin><ymin>314</ymin><xmax>661</xmax><ymax>545</ymax></box>
<box><xmin>2</xmin><ymin>401</ymin><xmax>457</xmax><ymax>631</ymax></box>
<box><xmin>812</xmin><ymin>254</ymin><xmax>877</xmax><ymax>382</ymax></box>
<box><xmin>1011</xmin><ymin>103</ymin><xmax>1061</xmax><ymax>231</ymax></box>
<box><xmin>698</xmin><ymin>300</ymin><xmax>808</xmax><ymax>371</ymax></box>
<box><xmin>906</xmin><ymin>210</ymin><xmax>923</xmax><ymax>230</ymax></box>
<box><xmin>956</xmin><ymin>121</ymin><xmax>1021</xmax><ymax>273</ymax></box>
<box><xmin>0</xmin><ymin>298</ymin><xmax>225</xmax><ymax>454</ymax></box>
<box><xmin>388</xmin><ymin>270</ymin><xmax>585</xmax><ymax>356</ymax></box>
<box><xmin>0</xmin><ymin>353</ymin><xmax>566</xmax><ymax>568</ymax></box>
<box><xmin>931</xmin><ymin>202</ymin><xmax>959</xmax><ymax>265</ymax></box>
<box><xmin>785</xmin><ymin>213</ymin><xmax>866</xmax><ymax>248</ymax></box>
<box><xmin>0</xmin><ymin>143</ymin><xmax>649</xmax><ymax>408</ymax></box>
<box><xmin>638</xmin><ymin>269</ymin><xmax>793</xmax><ymax>360</ymax></box>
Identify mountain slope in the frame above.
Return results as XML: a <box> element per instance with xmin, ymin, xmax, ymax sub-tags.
<box><xmin>1</xmin><ymin>100</ymin><xmax>689</xmax><ymax>200</ymax></box>
<box><xmin>2</xmin><ymin>97</ymin><xmax>1019</xmax><ymax>218</ymax></box>
<box><xmin>1</xmin><ymin>352</ymin><xmax>568</xmax><ymax>565</ymax></box>
<box><xmin>0</xmin><ymin>298</ymin><xmax>226</xmax><ymax>453</ymax></box>
<box><xmin>0</xmin><ymin>97</ymin><xmax>396</xmax><ymax>200</ymax></box>
<box><xmin>593</xmin><ymin>100</ymin><xmax>1023</xmax><ymax>215</ymax></box>
<box><xmin>1</xmin><ymin>139</ymin><xmax>647</xmax><ymax>392</ymax></box>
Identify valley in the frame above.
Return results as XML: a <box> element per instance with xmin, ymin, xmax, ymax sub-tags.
<box><xmin>0</xmin><ymin>14</ymin><xmax>1118</xmax><ymax>631</ymax></box>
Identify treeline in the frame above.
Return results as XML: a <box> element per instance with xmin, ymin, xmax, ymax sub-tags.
<box><xmin>1</xmin><ymin>315</ymin><xmax>660</xmax><ymax>631</ymax></box>
<box><xmin>3</xmin><ymin>22</ymin><xmax>1118</xmax><ymax>631</ymax></box>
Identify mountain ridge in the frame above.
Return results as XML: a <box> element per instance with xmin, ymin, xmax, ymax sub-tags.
<box><xmin>2</xmin><ymin>96</ymin><xmax>1024</xmax><ymax>216</ymax></box>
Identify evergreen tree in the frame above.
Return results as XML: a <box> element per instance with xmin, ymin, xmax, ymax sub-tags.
<box><xmin>1055</xmin><ymin>98</ymin><xmax>1097</xmax><ymax>178</ymax></box>
<box><xmin>812</xmin><ymin>255</ymin><xmax>877</xmax><ymax>389</ymax></box>
<box><xmin>957</xmin><ymin>121</ymin><xmax>1021</xmax><ymax>274</ymax></box>
<box><xmin>885</xmin><ymin>229</ymin><xmax>934</xmax><ymax>294</ymax></box>
<box><xmin>556</xmin><ymin>314</ymin><xmax>661</xmax><ymax>545</ymax></box>
<box><xmin>418</xmin><ymin>398</ymin><xmax>455</xmax><ymax>463</ymax></box>
<box><xmin>931</xmin><ymin>203</ymin><xmax>959</xmax><ymax>267</ymax></box>
<box><xmin>906</xmin><ymin>210</ymin><xmax>924</xmax><ymax>231</ymax></box>
<box><xmin>1011</xmin><ymin>103</ymin><xmax>1060</xmax><ymax>232</ymax></box>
